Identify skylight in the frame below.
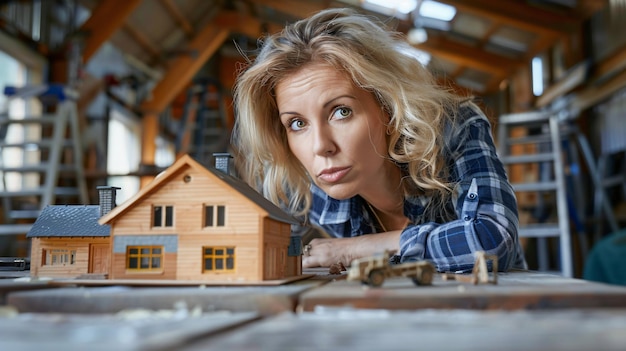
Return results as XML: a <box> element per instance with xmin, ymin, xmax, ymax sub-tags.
<box><xmin>364</xmin><ymin>0</ymin><xmax>419</xmax><ymax>14</ymax></box>
<box><xmin>419</xmin><ymin>1</ymin><xmax>456</xmax><ymax>21</ymax></box>
<box><xmin>362</xmin><ymin>0</ymin><xmax>456</xmax><ymax>21</ymax></box>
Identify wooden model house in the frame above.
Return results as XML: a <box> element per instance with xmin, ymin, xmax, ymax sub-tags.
<box><xmin>27</xmin><ymin>154</ymin><xmax>303</xmax><ymax>282</ymax></box>
<box><xmin>27</xmin><ymin>199</ymin><xmax>113</xmax><ymax>278</ymax></box>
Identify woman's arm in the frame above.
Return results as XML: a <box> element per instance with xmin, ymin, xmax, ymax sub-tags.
<box><xmin>399</xmin><ymin>110</ymin><xmax>526</xmax><ymax>272</ymax></box>
<box><xmin>302</xmin><ymin>230</ymin><xmax>401</xmax><ymax>268</ymax></box>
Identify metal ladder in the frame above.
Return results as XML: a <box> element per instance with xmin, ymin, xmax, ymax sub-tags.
<box><xmin>497</xmin><ymin>110</ymin><xmax>573</xmax><ymax>277</ymax></box>
<box><xmin>0</xmin><ymin>84</ymin><xmax>88</xmax><ymax>238</ymax></box>
<box><xmin>175</xmin><ymin>78</ymin><xmax>229</xmax><ymax>166</ymax></box>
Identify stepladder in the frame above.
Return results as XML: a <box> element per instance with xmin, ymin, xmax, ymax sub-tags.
<box><xmin>0</xmin><ymin>84</ymin><xmax>88</xmax><ymax>240</ymax></box>
<box><xmin>497</xmin><ymin>110</ymin><xmax>573</xmax><ymax>277</ymax></box>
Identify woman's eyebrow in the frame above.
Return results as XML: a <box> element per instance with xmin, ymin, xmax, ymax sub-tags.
<box><xmin>323</xmin><ymin>95</ymin><xmax>356</xmax><ymax>108</ymax></box>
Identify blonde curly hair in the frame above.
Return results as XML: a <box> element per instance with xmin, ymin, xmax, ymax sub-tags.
<box><xmin>232</xmin><ymin>8</ymin><xmax>466</xmax><ymax>219</ymax></box>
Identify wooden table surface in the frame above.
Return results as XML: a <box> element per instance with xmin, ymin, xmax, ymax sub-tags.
<box><xmin>2</xmin><ymin>269</ymin><xmax>626</xmax><ymax>350</ymax></box>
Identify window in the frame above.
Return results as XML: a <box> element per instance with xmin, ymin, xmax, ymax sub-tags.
<box><xmin>153</xmin><ymin>205</ymin><xmax>174</xmax><ymax>227</ymax></box>
<box><xmin>203</xmin><ymin>247</ymin><xmax>235</xmax><ymax>272</ymax></box>
<box><xmin>42</xmin><ymin>249</ymin><xmax>76</xmax><ymax>266</ymax></box>
<box><xmin>107</xmin><ymin>107</ymin><xmax>141</xmax><ymax>204</ymax></box>
<box><xmin>532</xmin><ymin>56</ymin><xmax>545</xmax><ymax>96</ymax></box>
<box><xmin>204</xmin><ymin>205</ymin><xmax>226</xmax><ymax>227</ymax></box>
<box><xmin>126</xmin><ymin>246</ymin><xmax>162</xmax><ymax>270</ymax></box>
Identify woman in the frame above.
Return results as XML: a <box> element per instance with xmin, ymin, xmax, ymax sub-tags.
<box><xmin>232</xmin><ymin>8</ymin><xmax>527</xmax><ymax>272</ymax></box>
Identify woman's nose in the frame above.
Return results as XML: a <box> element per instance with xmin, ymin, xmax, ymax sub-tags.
<box><xmin>312</xmin><ymin>126</ymin><xmax>337</xmax><ymax>156</ymax></box>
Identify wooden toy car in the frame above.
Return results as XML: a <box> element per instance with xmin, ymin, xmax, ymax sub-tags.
<box><xmin>346</xmin><ymin>250</ymin><xmax>435</xmax><ymax>287</ymax></box>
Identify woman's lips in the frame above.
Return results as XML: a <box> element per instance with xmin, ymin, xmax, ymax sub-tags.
<box><xmin>317</xmin><ymin>167</ymin><xmax>351</xmax><ymax>183</ymax></box>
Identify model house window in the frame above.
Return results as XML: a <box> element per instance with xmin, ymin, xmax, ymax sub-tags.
<box><xmin>203</xmin><ymin>247</ymin><xmax>235</xmax><ymax>272</ymax></box>
<box><xmin>42</xmin><ymin>249</ymin><xmax>76</xmax><ymax>266</ymax></box>
<box><xmin>204</xmin><ymin>205</ymin><xmax>226</xmax><ymax>227</ymax></box>
<box><xmin>153</xmin><ymin>205</ymin><xmax>174</xmax><ymax>227</ymax></box>
<box><xmin>127</xmin><ymin>246</ymin><xmax>162</xmax><ymax>270</ymax></box>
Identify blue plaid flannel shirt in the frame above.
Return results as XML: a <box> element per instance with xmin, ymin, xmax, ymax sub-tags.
<box><xmin>307</xmin><ymin>103</ymin><xmax>527</xmax><ymax>272</ymax></box>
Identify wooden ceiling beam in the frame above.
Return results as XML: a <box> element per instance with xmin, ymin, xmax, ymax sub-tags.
<box><xmin>159</xmin><ymin>0</ymin><xmax>195</xmax><ymax>38</ymax></box>
<box><xmin>141</xmin><ymin>24</ymin><xmax>230</xmax><ymax>113</ymax></box>
<box><xmin>213</xmin><ymin>10</ymin><xmax>283</xmax><ymax>38</ymax></box>
<box><xmin>122</xmin><ymin>23</ymin><xmax>161</xmax><ymax>61</ymax></box>
<box><xmin>416</xmin><ymin>35</ymin><xmax>522</xmax><ymax>76</ymax></box>
<box><xmin>140</xmin><ymin>23</ymin><xmax>230</xmax><ymax>178</ymax></box>
<box><xmin>80</xmin><ymin>0</ymin><xmax>142</xmax><ymax>62</ymax></box>
<box><xmin>437</xmin><ymin>0</ymin><xmax>579</xmax><ymax>36</ymax></box>
<box><xmin>252</xmin><ymin>0</ymin><xmax>337</xmax><ymax>20</ymax></box>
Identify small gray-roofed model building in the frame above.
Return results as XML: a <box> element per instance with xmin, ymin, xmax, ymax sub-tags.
<box><xmin>27</xmin><ymin>205</ymin><xmax>111</xmax><ymax>238</ymax></box>
<box><xmin>27</xmin><ymin>186</ymin><xmax>119</xmax><ymax>278</ymax></box>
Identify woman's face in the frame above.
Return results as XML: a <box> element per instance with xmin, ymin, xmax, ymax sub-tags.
<box><xmin>275</xmin><ymin>63</ymin><xmax>390</xmax><ymax>200</ymax></box>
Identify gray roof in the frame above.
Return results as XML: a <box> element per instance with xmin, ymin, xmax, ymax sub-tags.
<box><xmin>208</xmin><ymin>168</ymin><xmax>300</xmax><ymax>225</ymax></box>
<box><xmin>27</xmin><ymin>205</ymin><xmax>110</xmax><ymax>238</ymax></box>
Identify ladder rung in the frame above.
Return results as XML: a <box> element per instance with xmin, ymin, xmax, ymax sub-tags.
<box><xmin>499</xmin><ymin>111</ymin><xmax>552</xmax><ymax>125</ymax></box>
<box><xmin>503</xmin><ymin>134</ymin><xmax>553</xmax><ymax>145</ymax></box>
<box><xmin>518</xmin><ymin>223</ymin><xmax>562</xmax><ymax>238</ymax></box>
<box><xmin>0</xmin><ymin>224</ymin><xmax>33</xmax><ymax>236</ymax></box>
<box><xmin>601</xmin><ymin>175</ymin><xmax>625</xmax><ymax>188</ymax></box>
<box><xmin>0</xmin><ymin>115</ymin><xmax>58</xmax><ymax>125</ymax></box>
<box><xmin>0</xmin><ymin>186</ymin><xmax>80</xmax><ymax>197</ymax></box>
<box><xmin>0</xmin><ymin>139</ymin><xmax>73</xmax><ymax>148</ymax></box>
<box><xmin>0</xmin><ymin>164</ymin><xmax>79</xmax><ymax>173</ymax></box>
<box><xmin>512</xmin><ymin>181</ymin><xmax>558</xmax><ymax>192</ymax></box>
<box><xmin>8</xmin><ymin>209</ymin><xmax>40</xmax><ymax>219</ymax></box>
<box><xmin>501</xmin><ymin>153</ymin><xmax>556</xmax><ymax>164</ymax></box>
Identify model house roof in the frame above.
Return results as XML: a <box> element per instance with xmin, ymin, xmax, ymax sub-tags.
<box><xmin>27</xmin><ymin>205</ymin><xmax>110</xmax><ymax>238</ymax></box>
<box><xmin>99</xmin><ymin>154</ymin><xmax>300</xmax><ymax>226</ymax></box>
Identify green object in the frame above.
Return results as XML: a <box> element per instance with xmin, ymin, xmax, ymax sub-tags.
<box><xmin>584</xmin><ymin>228</ymin><xmax>626</xmax><ymax>285</ymax></box>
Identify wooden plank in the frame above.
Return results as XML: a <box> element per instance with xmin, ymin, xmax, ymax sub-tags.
<box><xmin>7</xmin><ymin>282</ymin><xmax>319</xmax><ymax>315</ymax></box>
<box><xmin>573</xmin><ymin>67</ymin><xmax>626</xmax><ymax>112</ymax></box>
<box><xmin>184</xmin><ymin>309</ymin><xmax>626</xmax><ymax>350</ymax></box>
<box><xmin>298</xmin><ymin>271</ymin><xmax>626</xmax><ymax>311</ymax></box>
<box><xmin>536</xmin><ymin>61</ymin><xmax>589</xmax><ymax>108</ymax></box>
<box><xmin>47</xmin><ymin>274</ymin><xmax>314</xmax><ymax>287</ymax></box>
<box><xmin>0</xmin><ymin>279</ymin><xmax>52</xmax><ymax>305</ymax></box>
<box><xmin>0</xmin><ymin>310</ymin><xmax>260</xmax><ymax>350</ymax></box>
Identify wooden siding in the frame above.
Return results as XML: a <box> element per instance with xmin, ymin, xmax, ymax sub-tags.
<box><xmin>109</xmin><ymin>166</ymin><xmax>263</xmax><ymax>237</ymax></box>
<box><xmin>262</xmin><ymin>219</ymin><xmax>293</xmax><ymax>280</ymax></box>
<box><xmin>30</xmin><ymin>237</ymin><xmax>109</xmax><ymax>278</ymax></box>
<box><xmin>106</xmin><ymin>163</ymin><xmax>297</xmax><ymax>282</ymax></box>
<box><xmin>176</xmin><ymin>233</ymin><xmax>262</xmax><ymax>281</ymax></box>
<box><xmin>110</xmin><ymin>252</ymin><xmax>177</xmax><ymax>280</ymax></box>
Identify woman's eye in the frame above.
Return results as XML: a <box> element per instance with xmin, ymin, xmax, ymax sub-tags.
<box><xmin>289</xmin><ymin>119</ymin><xmax>306</xmax><ymax>131</ymax></box>
<box><xmin>333</xmin><ymin>106</ymin><xmax>352</xmax><ymax>120</ymax></box>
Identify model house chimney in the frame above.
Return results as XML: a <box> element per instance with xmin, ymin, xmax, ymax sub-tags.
<box><xmin>213</xmin><ymin>153</ymin><xmax>232</xmax><ymax>175</ymax></box>
<box><xmin>97</xmin><ymin>186</ymin><xmax>121</xmax><ymax>217</ymax></box>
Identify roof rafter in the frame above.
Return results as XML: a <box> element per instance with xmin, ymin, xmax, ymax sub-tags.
<box><xmin>415</xmin><ymin>35</ymin><xmax>522</xmax><ymax>77</ymax></box>
<box><xmin>141</xmin><ymin>24</ymin><xmax>230</xmax><ymax>112</ymax></box>
<box><xmin>159</xmin><ymin>0</ymin><xmax>195</xmax><ymax>38</ymax></box>
<box><xmin>80</xmin><ymin>0</ymin><xmax>142</xmax><ymax>62</ymax></box>
<box><xmin>213</xmin><ymin>10</ymin><xmax>283</xmax><ymax>38</ymax></box>
<box><xmin>437</xmin><ymin>0</ymin><xmax>579</xmax><ymax>36</ymax></box>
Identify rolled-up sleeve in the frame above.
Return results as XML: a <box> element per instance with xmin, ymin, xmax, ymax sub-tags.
<box><xmin>398</xmin><ymin>108</ymin><xmax>525</xmax><ymax>272</ymax></box>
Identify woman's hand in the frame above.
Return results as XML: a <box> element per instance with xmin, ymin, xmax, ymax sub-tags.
<box><xmin>301</xmin><ymin>231</ymin><xmax>402</xmax><ymax>268</ymax></box>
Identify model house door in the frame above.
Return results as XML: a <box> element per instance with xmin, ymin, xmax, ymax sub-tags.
<box><xmin>89</xmin><ymin>244</ymin><xmax>110</xmax><ymax>274</ymax></box>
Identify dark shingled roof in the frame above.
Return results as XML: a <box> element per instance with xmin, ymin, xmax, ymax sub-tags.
<box><xmin>26</xmin><ymin>205</ymin><xmax>110</xmax><ymax>238</ymax></box>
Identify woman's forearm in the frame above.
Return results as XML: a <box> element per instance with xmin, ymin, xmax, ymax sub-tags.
<box><xmin>302</xmin><ymin>230</ymin><xmax>401</xmax><ymax>268</ymax></box>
